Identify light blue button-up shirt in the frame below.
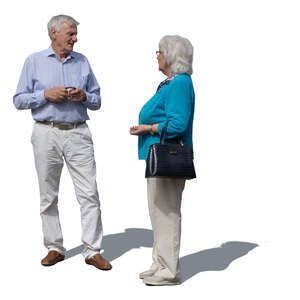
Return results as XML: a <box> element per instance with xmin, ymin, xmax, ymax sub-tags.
<box><xmin>13</xmin><ymin>46</ymin><xmax>101</xmax><ymax>123</ymax></box>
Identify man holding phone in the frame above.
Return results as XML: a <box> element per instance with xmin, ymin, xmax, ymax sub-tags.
<box><xmin>13</xmin><ymin>15</ymin><xmax>111</xmax><ymax>271</ymax></box>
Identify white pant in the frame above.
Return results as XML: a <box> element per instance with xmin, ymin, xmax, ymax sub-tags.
<box><xmin>147</xmin><ymin>178</ymin><xmax>186</xmax><ymax>279</ymax></box>
<box><xmin>31</xmin><ymin>122</ymin><xmax>103</xmax><ymax>258</ymax></box>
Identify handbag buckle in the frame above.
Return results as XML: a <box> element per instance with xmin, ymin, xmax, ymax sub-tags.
<box><xmin>169</xmin><ymin>150</ymin><xmax>177</xmax><ymax>155</ymax></box>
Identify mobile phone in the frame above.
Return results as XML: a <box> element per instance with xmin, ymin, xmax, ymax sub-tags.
<box><xmin>66</xmin><ymin>86</ymin><xmax>76</xmax><ymax>99</ymax></box>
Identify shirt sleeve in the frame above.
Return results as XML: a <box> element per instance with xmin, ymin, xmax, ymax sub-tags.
<box><xmin>157</xmin><ymin>77</ymin><xmax>192</xmax><ymax>139</ymax></box>
<box><xmin>82</xmin><ymin>59</ymin><xmax>101</xmax><ymax>110</ymax></box>
<box><xmin>13</xmin><ymin>56</ymin><xmax>47</xmax><ymax>110</ymax></box>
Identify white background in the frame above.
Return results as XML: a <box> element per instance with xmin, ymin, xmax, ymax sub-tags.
<box><xmin>0</xmin><ymin>0</ymin><xmax>299</xmax><ymax>298</ymax></box>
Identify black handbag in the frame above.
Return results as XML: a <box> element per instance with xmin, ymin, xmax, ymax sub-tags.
<box><xmin>145</xmin><ymin>122</ymin><xmax>196</xmax><ymax>179</ymax></box>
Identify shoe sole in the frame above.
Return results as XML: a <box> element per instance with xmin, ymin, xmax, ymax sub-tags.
<box><xmin>143</xmin><ymin>279</ymin><xmax>181</xmax><ymax>286</ymax></box>
<box><xmin>144</xmin><ymin>281</ymin><xmax>181</xmax><ymax>286</ymax></box>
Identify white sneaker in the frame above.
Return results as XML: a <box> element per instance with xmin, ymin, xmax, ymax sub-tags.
<box><xmin>139</xmin><ymin>263</ymin><xmax>159</xmax><ymax>279</ymax></box>
<box><xmin>143</xmin><ymin>275</ymin><xmax>181</xmax><ymax>286</ymax></box>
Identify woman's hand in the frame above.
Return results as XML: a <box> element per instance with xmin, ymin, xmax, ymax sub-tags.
<box><xmin>130</xmin><ymin>124</ymin><xmax>159</xmax><ymax>136</ymax></box>
<box><xmin>129</xmin><ymin>124</ymin><xmax>151</xmax><ymax>136</ymax></box>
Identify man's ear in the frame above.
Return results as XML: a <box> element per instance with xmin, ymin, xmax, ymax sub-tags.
<box><xmin>50</xmin><ymin>28</ymin><xmax>56</xmax><ymax>40</ymax></box>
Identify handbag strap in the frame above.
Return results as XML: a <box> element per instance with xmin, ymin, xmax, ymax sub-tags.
<box><xmin>160</xmin><ymin>121</ymin><xmax>184</xmax><ymax>146</ymax></box>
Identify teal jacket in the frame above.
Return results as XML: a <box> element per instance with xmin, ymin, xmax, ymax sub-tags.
<box><xmin>138</xmin><ymin>73</ymin><xmax>195</xmax><ymax>159</ymax></box>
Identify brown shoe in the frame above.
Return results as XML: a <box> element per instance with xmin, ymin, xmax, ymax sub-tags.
<box><xmin>85</xmin><ymin>254</ymin><xmax>112</xmax><ymax>271</ymax></box>
<box><xmin>41</xmin><ymin>250</ymin><xmax>65</xmax><ymax>266</ymax></box>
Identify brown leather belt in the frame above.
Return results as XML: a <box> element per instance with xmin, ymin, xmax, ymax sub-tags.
<box><xmin>36</xmin><ymin>121</ymin><xmax>85</xmax><ymax>130</ymax></box>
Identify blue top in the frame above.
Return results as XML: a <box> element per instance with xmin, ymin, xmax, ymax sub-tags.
<box><xmin>138</xmin><ymin>73</ymin><xmax>195</xmax><ymax>159</ymax></box>
<box><xmin>13</xmin><ymin>46</ymin><xmax>101</xmax><ymax>123</ymax></box>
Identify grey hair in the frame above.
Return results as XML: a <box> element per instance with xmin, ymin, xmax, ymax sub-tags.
<box><xmin>159</xmin><ymin>35</ymin><xmax>193</xmax><ymax>75</ymax></box>
<box><xmin>47</xmin><ymin>15</ymin><xmax>79</xmax><ymax>39</ymax></box>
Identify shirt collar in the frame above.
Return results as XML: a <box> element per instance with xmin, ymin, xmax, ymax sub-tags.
<box><xmin>44</xmin><ymin>45</ymin><xmax>76</xmax><ymax>60</ymax></box>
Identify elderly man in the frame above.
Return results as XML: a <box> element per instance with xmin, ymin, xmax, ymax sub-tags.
<box><xmin>13</xmin><ymin>15</ymin><xmax>111</xmax><ymax>270</ymax></box>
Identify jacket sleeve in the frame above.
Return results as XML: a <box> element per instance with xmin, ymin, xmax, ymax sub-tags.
<box><xmin>13</xmin><ymin>56</ymin><xmax>47</xmax><ymax>110</ymax></box>
<box><xmin>157</xmin><ymin>77</ymin><xmax>192</xmax><ymax>139</ymax></box>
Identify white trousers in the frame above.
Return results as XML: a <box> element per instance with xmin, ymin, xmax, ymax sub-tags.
<box><xmin>147</xmin><ymin>178</ymin><xmax>186</xmax><ymax>279</ymax></box>
<box><xmin>31</xmin><ymin>122</ymin><xmax>103</xmax><ymax>258</ymax></box>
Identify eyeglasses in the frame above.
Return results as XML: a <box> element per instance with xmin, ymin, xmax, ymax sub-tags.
<box><xmin>156</xmin><ymin>50</ymin><xmax>162</xmax><ymax>56</ymax></box>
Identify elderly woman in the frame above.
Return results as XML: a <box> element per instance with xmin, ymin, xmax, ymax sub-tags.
<box><xmin>130</xmin><ymin>35</ymin><xmax>195</xmax><ymax>286</ymax></box>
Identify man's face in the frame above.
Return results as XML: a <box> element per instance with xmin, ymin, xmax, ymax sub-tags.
<box><xmin>51</xmin><ymin>23</ymin><xmax>78</xmax><ymax>54</ymax></box>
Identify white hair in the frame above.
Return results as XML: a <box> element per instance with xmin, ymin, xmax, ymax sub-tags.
<box><xmin>159</xmin><ymin>35</ymin><xmax>193</xmax><ymax>75</ymax></box>
<box><xmin>47</xmin><ymin>15</ymin><xmax>79</xmax><ymax>39</ymax></box>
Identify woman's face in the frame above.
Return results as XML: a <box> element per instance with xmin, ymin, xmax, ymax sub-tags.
<box><xmin>157</xmin><ymin>49</ymin><xmax>169</xmax><ymax>75</ymax></box>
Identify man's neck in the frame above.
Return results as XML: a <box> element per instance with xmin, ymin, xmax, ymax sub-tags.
<box><xmin>51</xmin><ymin>43</ymin><xmax>70</xmax><ymax>62</ymax></box>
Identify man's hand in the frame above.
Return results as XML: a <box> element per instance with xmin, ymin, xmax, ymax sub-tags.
<box><xmin>130</xmin><ymin>125</ymin><xmax>151</xmax><ymax>136</ymax></box>
<box><xmin>45</xmin><ymin>86</ymin><xmax>68</xmax><ymax>103</ymax></box>
<box><xmin>69</xmin><ymin>88</ymin><xmax>87</xmax><ymax>102</ymax></box>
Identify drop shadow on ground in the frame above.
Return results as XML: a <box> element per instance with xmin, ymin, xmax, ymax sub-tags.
<box><xmin>65</xmin><ymin>228</ymin><xmax>258</xmax><ymax>282</ymax></box>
